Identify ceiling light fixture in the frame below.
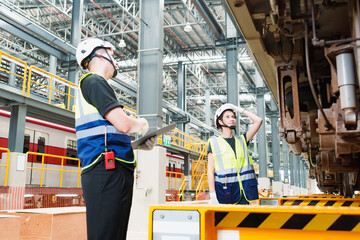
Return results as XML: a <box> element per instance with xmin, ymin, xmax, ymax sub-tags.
<box><xmin>184</xmin><ymin>22</ymin><xmax>193</xmax><ymax>32</ymax></box>
<box><xmin>119</xmin><ymin>39</ymin><xmax>126</xmax><ymax>48</ymax></box>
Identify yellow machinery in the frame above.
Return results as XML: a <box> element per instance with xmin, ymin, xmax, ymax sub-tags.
<box><xmin>260</xmin><ymin>197</ymin><xmax>360</xmax><ymax>207</ymax></box>
<box><xmin>148</xmin><ymin>204</ymin><xmax>360</xmax><ymax>240</ymax></box>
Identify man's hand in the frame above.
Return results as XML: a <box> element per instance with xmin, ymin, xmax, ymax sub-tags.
<box><xmin>138</xmin><ymin>137</ymin><xmax>157</xmax><ymax>151</ymax></box>
<box><xmin>209</xmin><ymin>191</ymin><xmax>219</xmax><ymax>204</ymax></box>
<box><xmin>137</xmin><ymin>118</ymin><xmax>149</xmax><ymax>136</ymax></box>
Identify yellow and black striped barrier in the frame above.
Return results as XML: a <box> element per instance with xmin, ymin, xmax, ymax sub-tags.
<box><xmin>260</xmin><ymin>197</ymin><xmax>360</xmax><ymax>207</ymax></box>
<box><xmin>149</xmin><ymin>204</ymin><xmax>360</xmax><ymax>240</ymax></box>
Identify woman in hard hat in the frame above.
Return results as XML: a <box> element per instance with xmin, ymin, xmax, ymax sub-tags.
<box><xmin>207</xmin><ymin>103</ymin><xmax>263</xmax><ymax>204</ymax></box>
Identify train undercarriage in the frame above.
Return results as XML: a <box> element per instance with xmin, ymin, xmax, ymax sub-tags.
<box><xmin>225</xmin><ymin>0</ymin><xmax>360</xmax><ymax>196</ymax></box>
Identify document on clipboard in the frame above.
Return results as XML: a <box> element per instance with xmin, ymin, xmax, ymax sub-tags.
<box><xmin>131</xmin><ymin>123</ymin><xmax>176</xmax><ymax>149</ymax></box>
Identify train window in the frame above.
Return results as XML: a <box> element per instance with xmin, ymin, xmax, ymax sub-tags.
<box><xmin>66</xmin><ymin>139</ymin><xmax>78</xmax><ymax>166</ymax></box>
<box><xmin>36</xmin><ymin>137</ymin><xmax>45</xmax><ymax>162</ymax></box>
<box><xmin>172</xmin><ymin>163</ymin><xmax>176</xmax><ymax>172</ymax></box>
<box><xmin>23</xmin><ymin>134</ymin><xmax>30</xmax><ymax>153</ymax></box>
<box><xmin>181</xmin><ymin>164</ymin><xmax>184</xmax><ymax>173</ymax></box>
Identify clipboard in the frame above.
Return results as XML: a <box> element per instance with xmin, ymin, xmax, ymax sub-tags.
<box><xmin>131</xmin><ymin>123</ymin><xmax>176</xmax><ymax>149</ymax></box>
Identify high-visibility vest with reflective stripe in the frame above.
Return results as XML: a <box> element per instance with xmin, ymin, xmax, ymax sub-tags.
<box><xmin>75</xmin><ymin>73</ymin><xmax>135</xmax><ymax>169</ymax></box>
<box><xmin>209</xmin><ymin>135</ymin><xmax>258</xmax><ymax>203</ymax></box>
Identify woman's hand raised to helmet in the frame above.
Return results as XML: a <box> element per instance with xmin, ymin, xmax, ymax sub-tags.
<box><xmin>223</xmin><ymin>103</ymin><xmax>244</xmax><ymax>114</ymax></box>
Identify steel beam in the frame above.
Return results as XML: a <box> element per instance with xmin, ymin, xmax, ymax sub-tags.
<box><xmin>192</xmin><ymin>0</ymin><xmax>224</xmax><ymax>40</ymax></box>
<box><xmin>256</xmin><ymin>72</ymin><xmax>267</xmax><ymax>178</ymax></box>
<box><xmin>282</xmin><ymin>139</ymin><xmax>289</xmax><ymax>183</ymax></box>
<box><xmin>270</xmin><ymin>98</ymin><xmax>280</xmax><ymax>181</ymax></box>
<box><xmin>226</xmin><ymin>44</ymin><xmax>239</xmax><ymax>133</ymax></box>
<box><xmin>177</xmin><ymin>61</ymin><xmax>186</xmax><ymax>131</ymax></box>
<box><xmin>0</xmin><ymin>5</ymin><xmax>75</xmax><ymax>59</ymax></box>
<box><xmin>137</xmin><ymin>0</ymin><xmax>164</xmax><ymax>130</ymax></box>
<box><xmin>289</xmin><ymin>154</ymin><xmax>295</xmax><ymax>186</ymax></box>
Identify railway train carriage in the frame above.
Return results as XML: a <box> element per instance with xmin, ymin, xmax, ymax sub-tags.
<box><xmin>224</xmin><ymin>0</ymin><xmax>360</xmax><ymax>196</ymax></box>
<box><xmin>0</xmin><ymin>109</ymin><xmax>187</xmax><ymax>189</ymax></box>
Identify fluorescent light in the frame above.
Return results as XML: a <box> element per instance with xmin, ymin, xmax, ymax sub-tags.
<box><xmin>184</xmin><ymin>22</ymin><xmax>193</xmax><ymax>32</ymax></box>
<box><xmin>119</xmin><ymin>39</ymin><xmax>126</xmax><ymax>48</ymax></box>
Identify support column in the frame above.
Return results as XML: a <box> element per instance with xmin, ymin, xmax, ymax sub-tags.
<box><xmin>177</xmin><ymin>61</ymin><xmax>186</xmax><ymax>131</ymax></box>
<box><xmin>294</xmin><ymin>155</ymin><xmax>301</xmax><ymax>195</ymax></box>
<box><xmin>289</xmin><ymin>153</ymin><xmax>295</xmax><ymax>195</ymax></box>
<box><xmin>67</xmin><ymin>0</ymin><xmax>83</xmax><ymax>109</ymax></box>
<box><xmin>300</xmin><ymin>158</ymin><xmax>308</xmax><ymax>195</ymax></box>
<box><xmin>226</xmin><ymin>13</ymin><xmax>239</xmax><ymax>134</ymax></box>
<box><xmin>270</xmin><ymin>98</ymin><xmax>282</xmax><ymax>197</ymax></box>
<box><xmin>205</xmin><ymin>89</ymin><xmax>211</xmax><ymax>127</ymax></box>
<box><xmin>8</xmin><ymin>62</ymin><xmax>16</xmax><ymax>87</ymax></box>
<box><xmin>138</xmin><ymin>0</ymin><xmax>164</xmax><ymax>131</ymax></box>
<box><xmin>49</xmin><ymin>55</ymin><xmax>57</xmax><ymax>102</ymax></box>
<box><xmin>282</xmin><ymin>139</ymin><xmax>290</xmax><ymax>196</ymax></box>
<box><xmin>8</xmin><ymin>105</ymin><xmax>27</xmax><ymax>152</ymax></box>
<box><xmin>255</xmin><ymin>72</ymin><xmax>269</xmax><ymax>190</ymax></box>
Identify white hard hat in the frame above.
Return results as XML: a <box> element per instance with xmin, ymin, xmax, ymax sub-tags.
<box><xmin>214</xmin><ymin>103</ymin><xmax>237</xmax><ymax>128</ymax></box>
<box><xmin>76</xmin><ymin>38</ymin><xmax>115</xmax><ymax>70</ymax></box>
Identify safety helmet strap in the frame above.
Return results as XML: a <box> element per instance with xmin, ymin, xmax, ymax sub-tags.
<box><xmin>85</xmin><ymin>47</ymin><xmax>118</xmax><ymax>78</ymax></box>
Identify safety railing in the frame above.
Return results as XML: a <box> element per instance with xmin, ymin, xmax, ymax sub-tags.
<box><xmin>168</xmin><ymin>128</ymin><xmax>206</xmax><ymax>155</ymax></box>
<box><xmin>195</xmin><ymin>173</ymin><xmax>208</xmax><ymax>200</ymax></box>
<box><xmin>26</xmin><ymin>152</ymin><xmax>81</xmax><ymax>188</ymax></box>
<box><xmin>0</xmin><ymin>51</ymin><xmax>139</xmax><ymax>116</ymax></box>
<box><xmin>0</xmin><ymin>51</ymin><xmax>28</xmax><ymax>93</ymax></box>
<box><xmin>191</xmin><ymin>141</ymin><xmax>208</xmax><ymax>189</ymax></box>
<box><xmin>0</xmin><ymin>148</ymin><xmax>10</xmax><ymax>187</ymax></box>
<box><xmin>27</xmin><ymin>66</ymin><xmax>78</xmax><ymax>111</ymax></box>
<box><xmin>177</xmin><ymin>176</ymin><xmax>187</xmax><ymax>201</ymax></box>
<box><xmin>167</xmin><ymin>171</ymin><xmax>186</xmax><ymax>191</ymax></box>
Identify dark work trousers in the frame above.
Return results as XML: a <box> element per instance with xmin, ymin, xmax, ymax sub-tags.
<box><xmin>82</xmin><ymin>159</ymin><xmax>134</xmax><ymax>240</ymax></box>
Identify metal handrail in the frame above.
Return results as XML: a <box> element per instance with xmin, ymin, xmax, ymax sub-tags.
<box><xmin>178</xmin><ymin>176</ymin><xmax>187</xmax><ymax>201</ymax></box>
<box><xmin>0</xmin><ymin>147</ymin><xmax>10</xmax><ymax>186</ymax></box>
<box><xmin>168</xmin><ymin>128</ymin><xmax>206</xmax><ymax>154</ymax></box>
<box><xmin>0</xmin><ymin>51</ymin><xmax>28</xmax><ymax>94</ymax></box>
<box><xmin>27</xmin><ymin>66</ymin><xmax>78</xmax><ymax>111</ymax></box>
<box><xmin>26</xmin><ymin>152</ymin><xmax>81</xmax><ymax>188</ymax></box>
<box><xmin>167</xmin><ymin>171</ymin><xmax>185</xmax><ymax>190</ymax></box>
<box><xmin>191</xmin><ymin>142</ymin><xmax>208</xmax><ymax>189</ymax></box>
<box><xmin>195</xmin><ymin>173</ymin><xmax>208</xmax><ymax>200</ymax></box>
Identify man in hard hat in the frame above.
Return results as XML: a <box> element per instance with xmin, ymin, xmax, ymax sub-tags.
<box><xmin>207</xmin><ymin>103</ymin><xmax>263</xmax><ymax>205</ymax></box>
<box><xmin>75</xmin><ymin>38</ymin><xmax>156</xmax><ymax>240</ymax></box>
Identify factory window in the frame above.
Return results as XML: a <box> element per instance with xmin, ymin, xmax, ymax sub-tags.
<box><xmin>36</xmin><ymin>137</ymin><xmax>45</xmax><ymax>162</ymax></box>
<box><xmin>66</xmin><ymin>139</ymin><xmax>78</xmax><ymax>166</ymax></box>
<box><xmin>23</xmin><ymin>134</ymin><xmax>30</xmax><ymax>153</ymax></box>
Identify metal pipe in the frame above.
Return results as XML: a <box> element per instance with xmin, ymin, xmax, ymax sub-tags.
<box><xmin>304</xmin><ymin>21</ymin><xmax>332</xmax><ymax>130</ymax></box>
<box><xmin>310</xmin><ymin>0</ymin><xmax>360</xmax><ymax>47</ymax></box>
<box><xmin>336</xmin><ymin>51</ymin><xmax>357</xmax><ymax>125</ymax></box>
